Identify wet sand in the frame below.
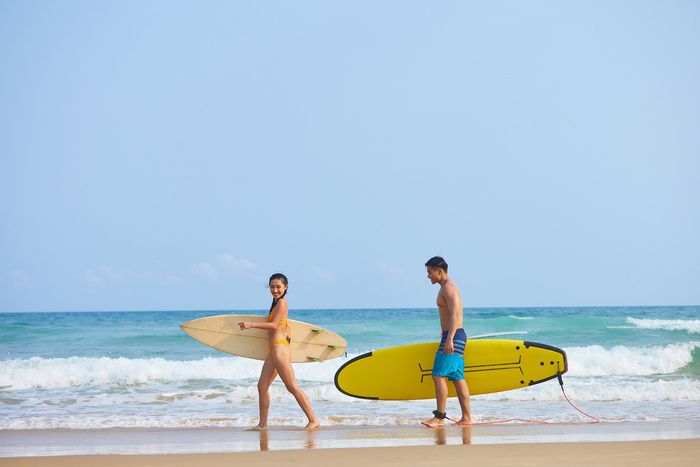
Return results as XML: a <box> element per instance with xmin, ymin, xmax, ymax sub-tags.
<box><xmin>1</xmin><ymin>422</ymin><xmax>699</xmax><ymax>466</ymax></box>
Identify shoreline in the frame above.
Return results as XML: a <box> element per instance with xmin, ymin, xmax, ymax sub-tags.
<box><xmin>2</xmin><ymin>421</ymin><xmax>699</xmax><ymax>458</ymax></box>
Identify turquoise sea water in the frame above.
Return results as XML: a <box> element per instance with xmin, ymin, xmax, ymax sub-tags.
<box><xmin>1</xmin><ymin>306</ymin><xmax>699</xmax><ymax>429</ymax></box>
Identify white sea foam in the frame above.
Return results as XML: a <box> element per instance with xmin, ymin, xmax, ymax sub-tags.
<box><xmin>0</xmin><ymin>355</ymin><xmax>349</xmax><ymax>391</ymax></box>
<box><xmin>2</xmin><ymin>344</ymin><xmax>700</xmax><ymax>430</ymax></box>
<box><xmin>3</xmin><ymin>343</ymin><xmax>697</xmax><ymax>392</ymax></box>
<box><xmin>476</xmin><ymin>376</ymin><xmax>700</xmax><ymax>402</ymax></box>
<box><xmin>3</xmin><ymin>381</ymin><xmax>700</xmax><ymax>430</ymax></box>
<box><xmin>564</xmin><ymin>342</ymin><xmax>699</xmax><ymax>376</ymax></box>
<box><xmin>626</xmin><ymin>318</ymin><xmax>700</xmax><ymax>334</ymax></box>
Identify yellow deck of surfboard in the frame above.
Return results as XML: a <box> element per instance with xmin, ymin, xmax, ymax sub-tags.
<box><xmin>334</xmin><ymin>339</ymin><xmax>567</xmax><ymax>400</ymax></box>
<box><xmin>180</xmin><ymin>314</ymin><xmax>347</xmax><ymax>363</ymax></box>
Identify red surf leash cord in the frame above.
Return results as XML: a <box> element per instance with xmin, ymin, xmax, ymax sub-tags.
<box><xmin>447</xmin><ymin>369</ymin><xmax>600</xmax><ymax>426</ymax></box>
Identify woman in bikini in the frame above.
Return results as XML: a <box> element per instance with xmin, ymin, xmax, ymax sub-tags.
<box><xmin>238</xmin><ymin>273</ymin><xmax>320</xmax><ymax>430</ymax></box>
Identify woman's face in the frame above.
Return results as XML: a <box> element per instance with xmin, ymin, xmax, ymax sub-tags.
<box><xmin>269</xmin><ymin>279</ymin><xmax>288</xmax><ymax>299</ymax></box>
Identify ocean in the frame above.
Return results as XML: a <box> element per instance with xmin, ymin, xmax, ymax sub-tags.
<box><xmin>1</xmin><ymin>306</ymin><xmax>699</xmax><ymax>430</ymax></box>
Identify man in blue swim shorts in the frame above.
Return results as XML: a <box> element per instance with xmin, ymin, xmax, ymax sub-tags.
<box><xmin>433</xmin><ymin>328</ymin><xmax>468</xmax><ymax>381</ymax></box>
<box><xmin>421</xmin><ymin>257</ymin><xmax>471</xmax><ymax>428</ymax></box>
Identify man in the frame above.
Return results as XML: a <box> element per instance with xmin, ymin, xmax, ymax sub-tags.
<box><xmin>421</xmin><ymin>256</ymin><xmax>471</xmax><ymax>427</ymax></box>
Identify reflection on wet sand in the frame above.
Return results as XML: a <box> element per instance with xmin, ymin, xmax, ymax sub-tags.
<box><xmin>258</xmin><ymin>429</ymin><xmax>269</xmax><ymax>451</ymax></box>
<box><xmin>433</xmin><ymin>425</ymin><xmax>471</xmax><ymax>445</ymax></box>
<box><xmin>254</xmin><ymin>423</ymin><xmax>470</xmax><ymax>452</ymax></box>
<box><xmin>257</xmin><ymin>428</ymin><xmax>318</xmax><ymax>451</ymax></box>
<box><xmin>306</xmin><ymin>429</ymin><xmax>318</xmax><ymax>449</ymax></box>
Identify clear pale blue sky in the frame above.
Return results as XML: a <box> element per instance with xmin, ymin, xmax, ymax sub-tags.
<box><xmin>1</xmin><ymin>1</ymin><xmax>699</xmax><ymax>312</ymax></box>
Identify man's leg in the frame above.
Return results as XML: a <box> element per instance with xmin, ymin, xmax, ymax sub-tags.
<box><xmin>421</xmin><ymin>375</ymin><xmax>448</xmax><ymax>428</ymax></box>
<box><xmin>452</xmin><ymin>379</ymin><xmax>471</xmax><ymax>424</ymax></box>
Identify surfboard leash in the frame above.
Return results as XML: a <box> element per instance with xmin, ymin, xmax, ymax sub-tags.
<box><xmin>446</xmin><ymin>366</ymin><xmax>599</xmax><ymax>426</ymax></box>
<box><xmin>446</xmin><ymin>416</ymin><xmax>551</xmax><ymax>426</ymax></box>
<box><xmin>555</xmin><ymin>365</ymin><xmax>599</xmax><ymax>423</ymax></box>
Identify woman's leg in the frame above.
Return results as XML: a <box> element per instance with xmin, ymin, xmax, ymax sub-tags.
<box><xmin>270</xmin><ymin>345</ymin><xmax>320</xmax><ymax>429</ymax></box>
<box><xmin>254</xmin><ymin>354</ymin><xmax>278</xmax><ymax>430</ymax></box>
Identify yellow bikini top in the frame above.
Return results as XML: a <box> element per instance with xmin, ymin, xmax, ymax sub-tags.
<box><xmin>267</xmin><ymin>309</ymin><xmax>291</xmax><ymax>338</ymax></box>
<box><xmin>267</xmin><ymin>312</ymin><xmax>286</xmax><ymax>325</ymax></box>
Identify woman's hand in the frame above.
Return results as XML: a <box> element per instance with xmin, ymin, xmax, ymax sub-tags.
<box><xmin>238</xmin><ymin>322</ymin><xmax>252</xmax><ymax>330</ymax></box>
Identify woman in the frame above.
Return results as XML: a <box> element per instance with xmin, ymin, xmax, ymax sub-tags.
<box><xmin>238</xmin><ymin>273</ymin><xmax>320</xmax><ymax>430</ymax></box>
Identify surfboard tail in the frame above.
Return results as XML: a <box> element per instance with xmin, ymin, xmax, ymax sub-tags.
<box><xmin>522</xmin><ymin>341</ymin><xmax>568</xmax><ymax>387</ymax></box>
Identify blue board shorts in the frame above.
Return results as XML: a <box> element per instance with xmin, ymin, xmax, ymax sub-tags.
<box><xmin>432</xmin><ymin>329</ymin><xmax>467</xmax><ymax>381</ymax></box>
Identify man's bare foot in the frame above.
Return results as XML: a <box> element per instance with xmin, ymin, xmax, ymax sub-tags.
<box><xmin>247</xmin><ymin>422</ymin><xmax>268</xmax><ymax>431</ymax></box>
<box><xmin>421</xmin><ymin>417</ymin><xmax>444</xmax><ymax>428</ymax></box>
<box><xmin>305</xmin><ymin>419</ymin><xmax>321</xmax><ymax>430</ymax></box>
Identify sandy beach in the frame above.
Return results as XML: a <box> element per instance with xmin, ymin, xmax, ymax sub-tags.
<box><xmin>2</xmin><ymin>422</ymin><xmax>699</xmax><ymax>466</ymax></box>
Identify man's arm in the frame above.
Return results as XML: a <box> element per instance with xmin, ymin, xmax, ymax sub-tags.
<box><xmin>443</xmin><ymin>284</ymin><xmax>461</xmax><ymax>354</ymax></box>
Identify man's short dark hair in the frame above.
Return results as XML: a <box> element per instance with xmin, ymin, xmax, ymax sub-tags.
<box><xmin>425</xmin><ymin>256</ymin><xmax>448</xmax><ymax>273</ymax></box>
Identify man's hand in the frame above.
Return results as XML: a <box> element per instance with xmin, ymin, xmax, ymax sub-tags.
<box><xmin>444</xmin><ymin>339</ymin><xmax>454</xmax><ymax>354</ymax></box>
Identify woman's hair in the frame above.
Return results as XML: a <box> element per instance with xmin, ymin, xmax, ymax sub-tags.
<box><xmin>268</xmin><ymin>273</ymin><xmax>289</xmax><ymax>313</ymax></box>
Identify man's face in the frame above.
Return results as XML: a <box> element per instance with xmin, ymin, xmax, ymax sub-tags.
<box><xmin>426</xmin><ymin>266</ymin><xmax>441</xmax><ymax>284</ymax></box>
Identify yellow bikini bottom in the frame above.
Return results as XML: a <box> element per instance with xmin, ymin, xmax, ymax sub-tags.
<box><xmin>267</xmin><ymin>315</ymin><xmax>291</xmax><ymax>351</ymax></box>
<box><xmin>269</xmin><ymin>339</ymin><xmax>290</xmax><ymax>351</ymax></box>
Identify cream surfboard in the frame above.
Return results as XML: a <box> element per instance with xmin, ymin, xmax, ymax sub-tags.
<box><xmin>180</xmin><ymin>314</ymin><xmax>346</xmax><ymax>363</ymax></box>
<box><xmin>334</xmin><ymin>339</ymin><xmax>567</xmax><ymax>400</ymax></box>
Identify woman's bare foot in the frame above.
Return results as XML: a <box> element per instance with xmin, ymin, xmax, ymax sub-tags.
<box><xmin>305</xmin><ymin>419</ymin><xmax>321</xmax><ymax>430</ymax></box>
<box><xmin>421</xmin><ymin>417</ymin><xmax>444</xmax><ymax>428</ymax></box>
<box><xmin>454</xmin><ymin>417</ymin><xmax>472</xmax><ymax>425</ymax></box>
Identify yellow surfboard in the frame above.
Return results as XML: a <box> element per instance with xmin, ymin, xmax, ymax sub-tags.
<box><xmin>334</xmin><ymin>339</ymin><xmax>567</xmax><ymax>400</ymax></box>
<box><xmin>180</xmin><ymin>314</ymin><xmax>347</xmax><ymax>363</ymax></box>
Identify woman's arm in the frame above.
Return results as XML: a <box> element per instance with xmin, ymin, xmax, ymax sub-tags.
<box><xmin>238</xmin><ymin>299</ymin><xmax>288</xmax><ymax>330</ymax></box>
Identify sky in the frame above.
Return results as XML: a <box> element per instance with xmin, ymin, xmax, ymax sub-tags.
<box><xmin>1</xmin><ymin>1</ymin><xmax>699</xmax><ymax>313</ymax></box>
